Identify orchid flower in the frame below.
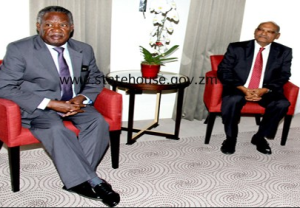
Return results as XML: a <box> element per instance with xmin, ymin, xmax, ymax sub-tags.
<box><xmin>153</xmin><ymin>14</ymin><xmax>164</xmax><ymax>25</ymax></box>
<box><xmin>161</xmin><ymin>30</ymin><xmax>170</xmax><ymax>43</ymax></box>
<box><xmin>168</xmin><ymin>0</ymin><xmax>178</xmax><ymax>9</ymax></box>
<box><xmin>149</xmin><ymin>0</ymin><xmax>172</xmax><ymax>14</ymax></box>
<box><xmin>150</xmin><ymin>26</ymin><xmax>159</xmax><ymax>37</ymax></box>
<box><xmin>154</xmin><ymin>43</ymin><xmax>168</xmax><ymax>55</ymax></box>
<box><xmin>165</xmin><ymin>21</ymin><xmax>174</xmax><ymax>33</ymax></box>
<box><xmin>149</xmin><ymin>36</ymin><xmax>157</xmax><ymax>46</ymax></box>
<box><xmin>166</xmin><ymin>9</ymin><xmax>179</xmax><ymax>22</ymax></box>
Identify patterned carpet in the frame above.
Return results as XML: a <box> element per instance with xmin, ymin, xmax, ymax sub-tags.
<box><xmin>1</xmin><ymin>128</ymin><xmax>300</xmax><ymax>207</ymax></box>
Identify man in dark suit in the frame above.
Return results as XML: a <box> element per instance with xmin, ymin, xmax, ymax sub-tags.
<box><xmin>217</xmin><ymin>21</ymin><xmax>292</xmax><ymax>155</ymax></box>
<box><xmin>0</xmin><ymin>6</ymin><xmax>120</xmax><ymax>207</ymax></box>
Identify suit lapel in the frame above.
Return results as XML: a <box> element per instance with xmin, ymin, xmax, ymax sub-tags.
<box><xmin>245</xmin><ymin>40</ymin><xmax>255</xmax><ymax>68</ymax></box>
<box><xmin>67</xmin><ymin>40</ymin><xmax>83</xmax><ymax>93</ymax></box>
<box><xmin>34</xmin><ymin>36</ymin><xmax>61</xmax><ymax>80</ymax></box>
<box><xmin>34</xmin><ymin>36</ymin><xmax>84</xmax><ymax>94</ymax></box>
<box><xmin>244</xmin><ymin>40</ymin><xmax>255</xmax><ymax>81</ymax></box>
<box><xmin>265</xmin><ymin>43</ymin><xmax>279</xmax><ymax>70</ymax></box>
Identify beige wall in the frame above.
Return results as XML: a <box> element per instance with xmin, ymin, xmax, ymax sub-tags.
<box><xmin>0</xmin><ymin>0</ymin><xmax>30</xmax><ymax>58</ymax></box>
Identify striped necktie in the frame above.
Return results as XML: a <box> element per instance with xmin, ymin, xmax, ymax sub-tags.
<box><xmin>53</xmin><ymin>47</ymin><xmax>73</xmax><ymax>101</ymax></box>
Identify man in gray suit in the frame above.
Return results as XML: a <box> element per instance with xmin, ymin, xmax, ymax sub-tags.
<box><xmin>0</xmin><ymin>6</ymin><xmax>120</xmax><ymax>207</ymax></box>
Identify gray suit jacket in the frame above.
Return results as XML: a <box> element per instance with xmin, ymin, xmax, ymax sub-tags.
<box><xmin>0</xmin><ymin>35</ymin><xmax>104</xmax><ymax>119</ymax></box>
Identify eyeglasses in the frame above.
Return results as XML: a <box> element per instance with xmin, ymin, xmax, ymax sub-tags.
<box><xmin>256</xmin><ymin>27</ymin><xmax>278</xmax><ymax>35</ymax></box>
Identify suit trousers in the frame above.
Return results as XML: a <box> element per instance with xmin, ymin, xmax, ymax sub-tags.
<box><xmin>221</xmin><ymin>92</ymin><xmax>290</xmax><ymax>140</ymax></box>
<box><xmin>28</xmin><ymin>105</ymin><xmax>109</xmax><ymax>189</ymax></box>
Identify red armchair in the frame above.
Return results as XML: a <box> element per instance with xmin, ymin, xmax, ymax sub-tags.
<box><xmin>203</xmin><ymin>55</ymin><xmax>299</xmax><ymax>146</ymax></box>
<box><xmin>0</xmin><ymin>59</ymin><xmax>122</xmax><ymax>192</ymax></box>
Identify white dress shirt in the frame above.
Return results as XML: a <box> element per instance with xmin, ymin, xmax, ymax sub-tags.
<box><xmin>245</xmin><ymin>40</ymin><xmax>271</xmax><ymax>88</ymax></box>
<box><xmin>37</xmin><ymin>42</ymin><xmax>91</xmax><ymax>109</ymax></box>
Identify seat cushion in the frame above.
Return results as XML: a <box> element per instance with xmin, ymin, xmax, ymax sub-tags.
<box><xmin>9</xmin><ymin>121</ymin><xmax>80</xmax><ymax>147</ymax></box>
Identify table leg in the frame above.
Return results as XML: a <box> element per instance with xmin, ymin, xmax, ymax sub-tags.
<box><xmin>122</xmin><ymin>87</ymin><xmax>186</xmax><ymax>142</ymax></box>
<box><xmin>125</xmin><ymin>92</ymin><xmax>161</xmax><ymax>143</ymax></box>
<box><xmin>173</xmin><ymin>88</ymin><xmax>185</xmax><ymax>139</ymax></box>
<box><xmin>127</xmin><ymin>90</ymin><xmax>136</xmax><ymax>145</ymax></box>
<box><xmin>153</xmin><ymin>92</ymin><xmax>161</xmax><ymax>125</ymax></box>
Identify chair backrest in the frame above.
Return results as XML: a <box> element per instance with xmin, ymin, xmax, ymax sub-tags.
<box><xmin>210</xmin><ymin>55</ymin><xmax>224</xmax><ymax>72</ymax></box>
<box><xmin>208</xmin><ymin>54</ymin><xmax>299</xmax><ymax>116</ymax></box>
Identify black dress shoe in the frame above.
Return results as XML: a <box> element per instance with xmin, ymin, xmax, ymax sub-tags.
<box><xmin>251</xmin><ymin>135</ymin><xmax>272</xmax><ymax>155</ymax></box>
<box><xmin>63</xmin><ymin>181</ymin><xmax>120</xmax><ymax>207</ymax></box>
<box><xmin>220</xmin><ymin>139</ymin><xmax>237</xmax><ymax>154</ymax></box>
<box><xmin>93</xmin><ymin>181</ymin><xmax>120</xmax><ymax>207</ymax></box>
<box><xmin>63</xmin><ymin>181</ymin><xmax>101</xmax><ymax>200</ymax></box>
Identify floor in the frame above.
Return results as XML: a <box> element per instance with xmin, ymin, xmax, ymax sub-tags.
<box><xmin>120</xmin><ymin>113</ymin><xmax>300</xmax><ymax>144</ymax></box>
<box><xmin>2</xmin><ymin>117</ymin><xmax>300</xmax><ymax>207</ymax></box>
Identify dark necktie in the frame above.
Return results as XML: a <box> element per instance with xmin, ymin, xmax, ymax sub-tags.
<box><xmin>248</xmin><ymin>47</ymin><xmax>265</xmax><ymax>89</ymax></box>
<box><xmin>53</xmin><ymin>47</ymin><xmax>73</xmax><ymax>101</ymax></box>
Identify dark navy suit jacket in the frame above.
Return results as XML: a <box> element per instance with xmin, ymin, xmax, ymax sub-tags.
<box><xmin>217</xmin><ymin>39</ymin><xmax>292</xmax><ymax>96</ymax></box>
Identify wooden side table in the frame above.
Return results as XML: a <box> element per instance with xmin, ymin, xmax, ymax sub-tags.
<box><xmin>106</xmin><ymin>70</ymin><xmax>190</xmax><ymax>144</ymax></box>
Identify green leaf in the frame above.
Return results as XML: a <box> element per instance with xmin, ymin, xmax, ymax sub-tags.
<box><xmin>140</xmin><ymin>45</ymin><xmax>179</xmax><ymax>65</ymax></box>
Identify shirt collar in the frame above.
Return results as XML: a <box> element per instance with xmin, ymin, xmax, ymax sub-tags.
<box><xmin>45</xmin><ymin>42</ymin><xmax>68</xmax><ymax>50</ymax></box>
<box><xmin>254</xmin><ymin>40</ymin><xmax>271</xmax><ymax>50</ymax></box>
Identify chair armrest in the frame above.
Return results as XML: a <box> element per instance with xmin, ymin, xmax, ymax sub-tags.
<box><xmin>203</xmin><ymin>71</ymin><xmax>223</xmax><ymax>112</ymax></box>
<box><xmin>0</xmin><ymin>98</ymin><xmax>22</xmax><ymax>143</ymax></box>
<box><xmin>94</xmin><ymin>88</ymin><xmax>122</xmax><ymax>131</ymax></box>
<box><xmin>283</xmin><ymin>81</ymin><xmax>299</xmax><ymax>115</ymax></box>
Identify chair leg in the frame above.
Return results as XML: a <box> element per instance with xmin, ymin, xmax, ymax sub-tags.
<box><xmin>255</xmin><ymin>115</ymin><xmax>261</xmax><ymax>125</ymax></box>
<box><xmin>8</xmin><ymin>146</ymin><xmax>20</xmax><ymax>192</ymax></box>
<box><xmin>204</xmin><ymin>113</ymin><xmax>217</xmax><ymax>144</ymax></box>
<box><xmin>280</xmin><ymin>115</ymin><xmax>293</xmax><ymax>146</ymax></box>
<box><xmin>109</xmin><ymin>130</ymin><xmax>121</xmax><ymax>169</ymax></box>
<box><xmin>203</xmin><ymin>115</ymin><xmax>209</xmax><ymax>124</ymax></box>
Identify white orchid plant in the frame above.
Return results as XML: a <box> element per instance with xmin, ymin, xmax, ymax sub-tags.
<box><xmin>140</xmin><ymin>0</ymin><xmax>180</xmax><ymax>65</ymax></box>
